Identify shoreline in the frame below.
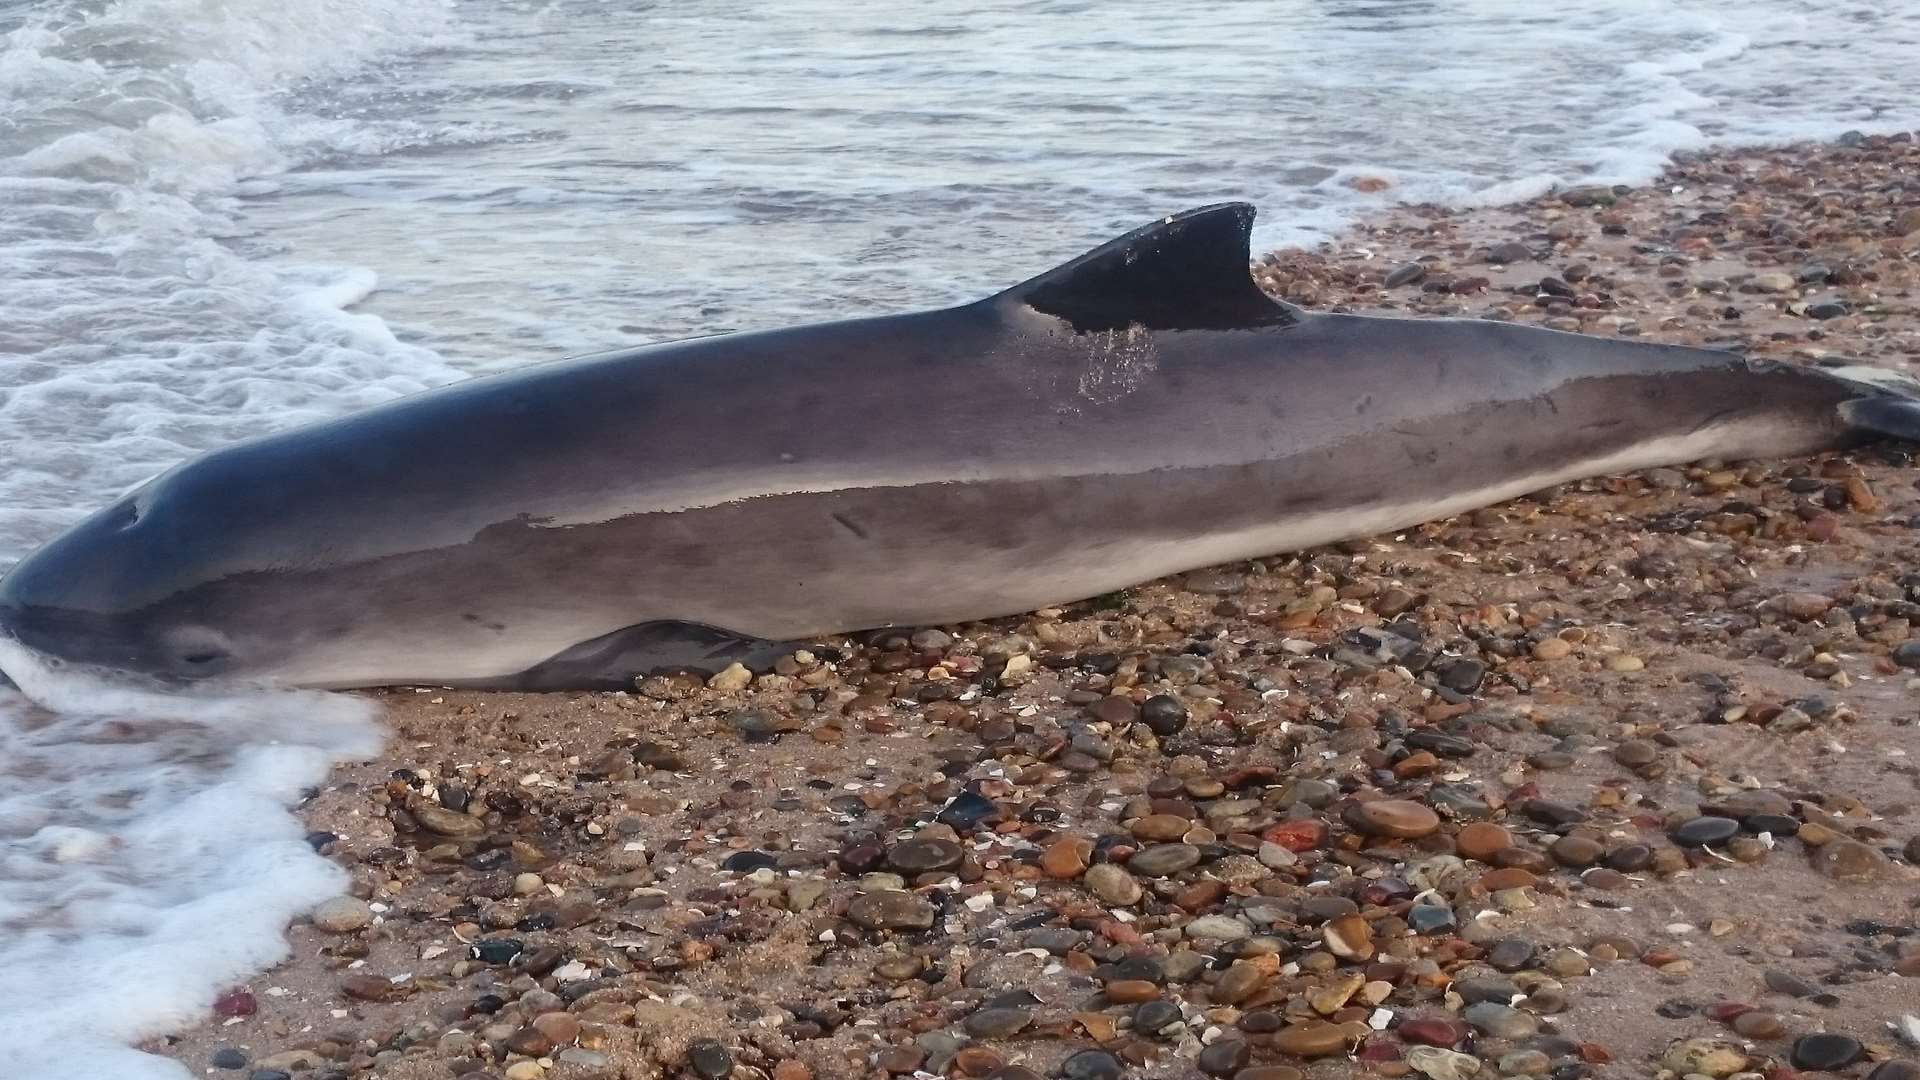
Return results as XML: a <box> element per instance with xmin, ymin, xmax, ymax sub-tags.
<box><xmin>153</xmin><ymin>134</ymin><xmax>1920</xmax><ymax>1080</ymax></box>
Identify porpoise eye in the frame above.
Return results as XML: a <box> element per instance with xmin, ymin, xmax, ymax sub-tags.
<box><xmin>160</xmin><ymin>626</ymin><xmax>236</xmax><ymax>675</ymax></box>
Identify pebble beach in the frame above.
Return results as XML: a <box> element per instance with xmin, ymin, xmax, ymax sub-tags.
<box><xmin>146</xmin><ymin>136</ymin><xmax>1920</xmax><ymax>1080</ymax></box>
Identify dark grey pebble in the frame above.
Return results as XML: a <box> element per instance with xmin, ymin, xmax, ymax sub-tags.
<box><xmin>1670</xmin><ymin>816</ymin><xmax>1740</xmax><ymax>847</ymax></box>
<box><xmin>1408</xmin><ymin>726</ymin><xmax>1477</xmax><ymax>756</ymax></box>
<box><xmin>888</xmin><ymin>837</ymin><xmax>964</xmax><ymax>873</ymax></box>
<box><xmin>1408</xmin><ymin>904</ymin><xmax>1457</xmax><ymax>934</ymax></box>
<box><xmin>1488</xmin><ymin>938</ymin><xmax>1537</xmax><ymax>972</ymax></box>
<box><xmin>1764</xmin><ymin>969</ymin><xmax>1819</xmax><ymax>997</ymax></box>
<box><xmin>1522</xmin><ymin>798</ymin><xmax>1587</xmax><ymax>825</ymax></box>
<box><xmin>1134</xmin><ymin>999</ymin><xmax>1183</xmax><ymax>1033</ymax></box>
<box><xmin>469</xmin><ymin>938</ymin><xmax>523</xmax><ymax>964</ymax></box>
<box><xmin>1197</xmin><ymin>1038</ymin><xmax>1250</xmax><ymax>1075</ymax></box>
<box><xmin>1744</xmin><ymin>813</ymin><xmax>1801</xmax><ymax>835</ymax></box>
<box><xmin>1140</xmin><ymin>695</ymin><xmax>1188</xmax><ymax>736</ymax></box>
<box><xmin>935</xmin><ymin>789</ymin><xmax>1000</xmax><ymax>830</ymax></box>
<box><xmin>1128</xmin><ymin>843</ymin><xmax>1202</xmax><ymax>877</ymax></box>
<box><xmin>1486</xmin><ymin>241</ymin><xmax>1536</xmax><ymax>264</ymax></box>
<box><xmin>1384</xmin><ymin>262</ymin><xmax>1427</xmax><ymax>289</ymax></box>
<box><xmin>1058</xmin><ymin>1048</ymin><xmax>1126</xmax><ymax>1079</ymax></box>
<box><xmin>721</xmin><ymin>850</ymin><xmax>779</xmax><ymax>872</ymax></box>
<box><xmin>1454</xmin><ymin>977</ymin><xmax>1521</xmax><ymax>1004</ymax></box>
<box><xmin>689</xmin><ymin>1039</ymin><xmax>734</xmax><ymax>1079</ymax></box>
<box><xmin>964</xmin><ymin>1007</ymin><xmax>1034</xmax><ymax>1039</ymax></box>
<box><xmin>1025</xmin><ymin>928</ymin><xmax>1084</xmax><ymax>954</ymax></box>
<box><xmin>211</xmin><ymin>1048</ymin><xmax>248</xmax><ymax>1070</ymax></box>
<box><xmin>1791</xmin><ymin>1033</ymin><xmax>1864</xmax><ymax>1071</ymax></box>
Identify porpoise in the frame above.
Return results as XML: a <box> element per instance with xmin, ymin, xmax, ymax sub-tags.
<box><xmin>1</xmin><ymin>203</ymin><xmax>1915</xmax><ymax>689</ymax></box>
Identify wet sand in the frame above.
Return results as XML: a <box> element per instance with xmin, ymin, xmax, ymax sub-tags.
<box><xmin>154</xmin><ymin>135</ymin><xmax>1920</xmax><ymax>1080</ymax></box>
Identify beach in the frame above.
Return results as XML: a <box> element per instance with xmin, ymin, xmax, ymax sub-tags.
<box><xmin>143</xmin><ymin>135</ymin><xmax>1920</xmax><ymax>1080</ymax></box>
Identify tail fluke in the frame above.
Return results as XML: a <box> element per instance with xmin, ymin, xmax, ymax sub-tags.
<box><xmin>1816</xmin><ymin>362</ymin><xmax>1920</xmax><ymax>443</ymax></box>
<box><xmin>1843</xmin><ymin>396</ymin><xmax>1920</xmax><ymax>442</ymax></box>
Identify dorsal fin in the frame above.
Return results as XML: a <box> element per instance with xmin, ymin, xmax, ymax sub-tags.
<box><xmin>993</xmin><ymin>202</ymin><xmax>1300</xmax><ymax>333</ymax></box>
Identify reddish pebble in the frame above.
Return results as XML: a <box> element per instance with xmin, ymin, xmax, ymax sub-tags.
<box><xmin>1706</xmin><ymin>1002</ymin><xmax>1754</xmax><ymax>1022</ymax></box>
<box><xmin>1356</xmin><ymin>1039</ymin><xmax>1403</xmax><ymax>1062</ymax></box>
<box><xmin>212</xmin><ymin>988</ymin><xmax>257</xmax><ymax>1018</ymax></box>
<box><xmin>1398</xmin><ymin>1017</ymin><xmax>1468</xmax><ymax>1047</ymax></box>
<box><xmin>1263</xmin><ymin>819</ymin><xmax>1328</xmax><ymax>852</ymax></box>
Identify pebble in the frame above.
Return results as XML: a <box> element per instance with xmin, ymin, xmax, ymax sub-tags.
<box><xmin>1406</xmin><ymin>1046</ymin><xmax>1482</xmax><ymax>1080</ymax></box>
<box><xmin>1085</xmin><ymin>862</ymin><xmax>1143</xmax><ymax>904</ymax></box>
<box><xmin>1324</xmin><ymin>913</ymin><xmax>1374</xmax><ymax>959</ymax></box>
<box><xmin>689</xmin><ymin>1040</ymin><xmax>734</xmax><ymax>1079</ymax></box>
<box><xmin>1487</xmin><ymin>938</ymin><xmax>1535</xmax><ymax>972</ymax></box>
<box><xmin>1486</xmin><ymin>241</ymin><xmax>1536</xmax><ymax>264</ymax></box>
<box><xmin>1407</xmin><ymin>904</ymin><xmax>1457</xmax><ymax>934</ymax></box>
<box><xmin>1185</xmin><ymin>914</ymin><xmax>1250</xmax><ymax>941</ymax></box>
<box><xmin>310</xmin><ymin>896</ymin><xmax>373</xmax><ymax>933</ymax></box>
<box><xmin>1764</xmin><ymin>969</ymin><xmax>1819</xmax><ymax>997</ymax></box>
<box><xmin>1731</xmin><ymin>1010</ymin><xmax>1784</xmax><ymax>1038</ymax></box>
<box><xmin>847</xmin><ymin>890</ymin><xmax>936</xmax><ymax>930</ymax></box>
<box><xmin>1530</xmin><ymin>637</ymin><xmax>1572</xmax><ymax>661</ymax></box>
<box><xmin>706</xmin><ymin>663</ymin><xmax>752</xmax><ymax>691</ymax></box>
<box><xmin>1039</xmin><ymin>837</ymin><xmax>1090</xmax><ymax>878</ymax></box>
<box><xmin>210</xmin><ymin>1048</ymin><xmax>248</xmax><ymax>1070</ymax></box>
<box><xmin>1671</xmin><ymin>816</ymin><xmax>1740</xmax><ymax>847</ymax></box>
<box><xmin>1542</xmin><ymin>948</ymin><xmax>1589</xmax><ymax>977</ymax></box>
<box><xmin>1057</xmin><ymin>1049</ymin><xmax>1125</xmax><ymax>1079</ymax></box>
<box><xmin>1270</xmin><ymin>1020</ymin><xmax>1350</xmax><ymax>1057</ymax></box>
<box><xmin>1662</xmin><ymin>1038</ymin><xmax>1750</xmax><ymax>1078</ymax></box>
<box><xmin>1128</xmin><ymin>843</ymin><xmax>1202</xmax><ymax>877</ymax></box>
<box><xmin>339</xmin><ymin>973</ymin><xmax>397</xmax><ymax>1001</ymax></box>
<box><xmin>1612</xmin><ymin>739</ymin><xmax>1659</xmax><ymax>768</ymax></box>
<box><xmin>1131</xmin><ymin>813</ymin><xmax>1193</xmax><ymax>841</ymax></box>
<box><xmin>1868</xmin><ymin>1064</ymin><xmax>1920</xmax><ymax>1080</ymax></box>
<box><xmin>1792</xmin><ymin>1033</ymin><xmax>1864</xmax><ymax>1070</ymax></box>
<box><xmin>1399</xmin><ymin>1017</ymin><xmax>1468</xmax><ymax>1047</ymax></box>
<box><xmin>888</xmin><ymin>837</ymin><xmax>964</xmax><ymax>873</ymax></box>
<box><xmin>1198</xmin><ymin>1039</ymin><xmax>1251</xmax><ymax>1075</ymax></box>
<box><xmin>1347</xmin><ymin>799</ymin><xmax>1441</xmax><ymax>839</ymax></box>
<box><xmin>1105</xmin><ymin>979</ymin><xmax>1160</xmax><ymax>1003</ymax></box>
<box><xmin>1214</xmin><ymin>961</ymin><xmax>1267</xmax><ymax>1004</ymax></box>
<box><xmin>411</xmin><ymin>802</ymin><xmax>485</xmax><ymax>838</ymax></box>
<box><xmin>1549</xmin><ymin>835</ymin><xmax>1604</xmax><ymax>867</ymax></box>
<box><xmin>1811</xmin><ymin>839</ymin><xmax>1887</xmax><ymax>881</ymax></box>
<box><xmin>963</xmin><ymin>1007</ymin><xmax>1033</xmax><ymax>1038</ymax></box>
<box><xmin>1462</xmin><ymin>1002</ymin><xmax>1537</xmax><ymax>1040</ymax></box>
<box><xmin>1385</xmin><ymin>262</ymin><xmax>1427</xmax><ymax>288</ymax></box>
<box><xmin>1498</xmin><ymin>1050</ymin><xmax>1550</xmax><ymax>1076</ymax></box>
<box><xmin>1456</xmin><ymin>822</ymin><xmax>1513</xmax><ymax>860</ymax></box>
<box><xmin>1140</xmin><ymin>694</ymin><xmax>1189</xmax><ymax>735</ymax></box>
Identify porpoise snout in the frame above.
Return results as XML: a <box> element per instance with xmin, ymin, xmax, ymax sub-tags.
<box><xmin>0</xmin><ymin>593</ymin><xmax>125</xmax><ymax>674</ymax></box>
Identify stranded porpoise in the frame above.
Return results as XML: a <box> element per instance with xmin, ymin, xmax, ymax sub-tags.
<box><xmin>2</xmin><ymin>203</ymin><xmax>1917</xmax><ymax>690</ymax></box>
